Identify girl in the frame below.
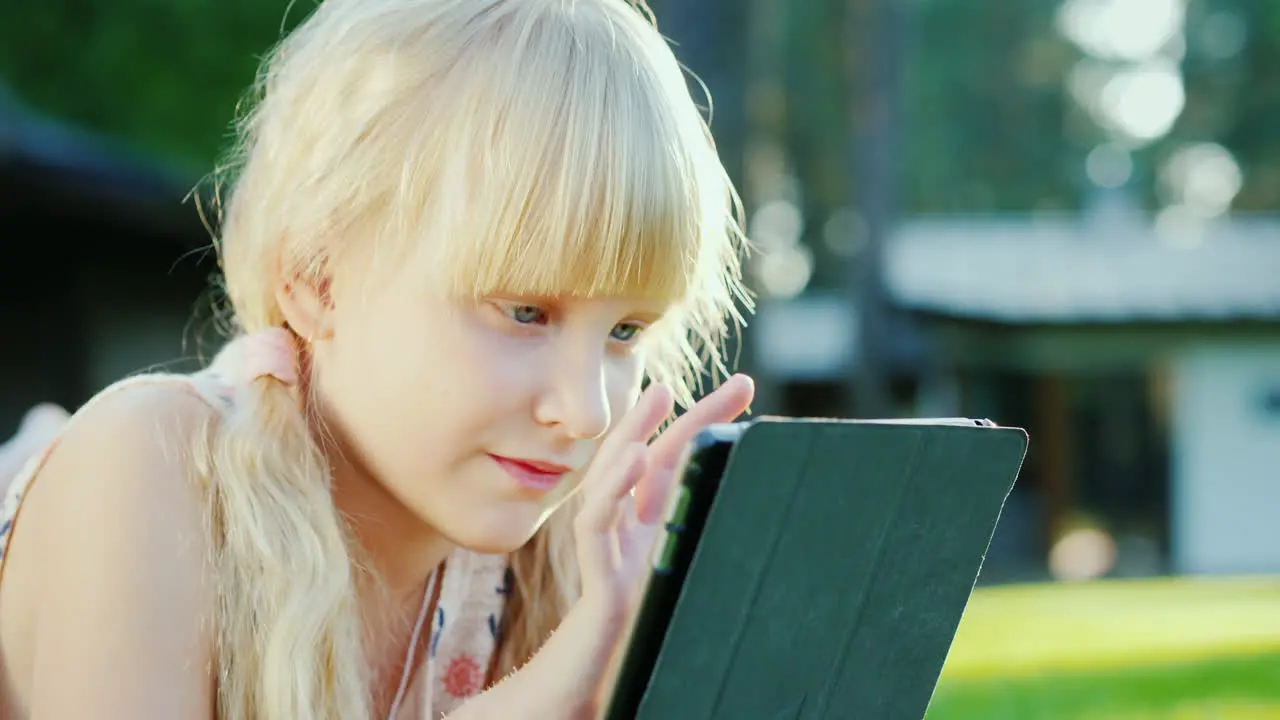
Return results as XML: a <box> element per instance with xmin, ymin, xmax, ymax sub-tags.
<box><xmin>0</xmin><ymin>0</ymin><xmax>754</xmax><ymax>717</ymax></box>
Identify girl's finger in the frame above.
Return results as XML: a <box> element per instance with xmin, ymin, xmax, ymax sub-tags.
<box><xmin>631</xmin><ymin>459</ymin><xmax>681</xmax><ymax>526</ymax></box>
<box><xmin>574</xmin><ymin>442</ymin><xmax>649</xmax><ymax>539</ymax></box>
<box><xmin>589</xmin><ymin>383</ymin><xmax>672</xmax><ymax>482</ymax></box>
<box><xmin>647</xmin><ymin>374</ymin><xmax>755</xmax><ymax>473</ymax></box>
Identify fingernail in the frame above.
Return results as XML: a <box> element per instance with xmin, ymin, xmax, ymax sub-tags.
<box><xmin>647</xmin><ymin>383</ymin><xmax>672</xmax><ymax>403</ymax></box>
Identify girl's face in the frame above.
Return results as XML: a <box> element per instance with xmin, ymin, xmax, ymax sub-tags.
<box><xmin>306</xmin><ymin>260</ymin><xmax>667</xmax><ymax>554</ymax></box>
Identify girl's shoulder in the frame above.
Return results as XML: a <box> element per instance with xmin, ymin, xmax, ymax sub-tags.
<box><xmin>0</xmin><ymin>375</ymin><xmax>221</xmax><ymax>716</ymax></box>
<box><xmin>0</xmin><ymin>373</ymin><xmax>225</xmax><ymax>565</ymax></box>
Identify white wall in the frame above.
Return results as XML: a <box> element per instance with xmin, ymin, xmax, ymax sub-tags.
<box><xmin>1170</xmin><ymin>342</ymin><xmax>1280</xmax><ymax>575</ymax></box>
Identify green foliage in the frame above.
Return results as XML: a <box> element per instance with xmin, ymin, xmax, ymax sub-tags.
<box><xmin>778</xmin><ymin>0</ymin><xmax>1280</xmax><ymax>217</ymax></box>
<box><xmin>0</xmin><ymin>0</ymin><xmax>308</xmax><ymax>169</ymax></box>
<box><xmin>1209</xmin><ymin>0</ymin><xmax>1280</xmax><ymax>209</ymax></box>
<box><xmin>905</xmin><ymin>0</ymin><xmax>1084</xmax><ymax>213</ymax></box>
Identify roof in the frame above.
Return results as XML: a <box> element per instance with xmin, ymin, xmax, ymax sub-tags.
<box><xmin>0</xmin><ymin>82</ymin><xmax>205</xmax><ymax>246</ymax></box>
<box><xmin>884</xmin><ymin>214</ymin><xmax>1280</xmax><ymax>324</ymax></box>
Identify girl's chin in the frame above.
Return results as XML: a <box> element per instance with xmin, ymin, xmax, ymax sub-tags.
<box><xmin>439</xmin><ymin>505</ymin><xmax>549</xmax><ymax>555</ymax></box>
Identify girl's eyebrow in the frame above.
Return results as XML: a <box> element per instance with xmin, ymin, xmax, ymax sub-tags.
<box><xmin>483</xmin><ymin>293</ymin><xmax>560</xmax><ymax>306</ymax></box>
<box><xmin>628</xmin><ymin>309</ymin><xmax>665</xmax><ymax>324</ymax></box>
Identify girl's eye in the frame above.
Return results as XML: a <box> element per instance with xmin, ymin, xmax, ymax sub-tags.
<box><xmin>504</xmin><ymin>304</ymin><xmax>548</xmax><ymax>325</ymax></box>
<box><xmin>610</xmin><ymin>323</ymin><xmax>644</xmax><ymax>342</ymax></box>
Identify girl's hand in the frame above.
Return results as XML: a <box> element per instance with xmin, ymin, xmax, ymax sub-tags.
<box><xmin>573</xmin><ymin>375</ymin><xmax>755</xmax><ymax>632</ymax></box>
<box><xmin>559</xmin><ymin>375</ymin><xmax>755</xmax><ymax>714</ymax></box>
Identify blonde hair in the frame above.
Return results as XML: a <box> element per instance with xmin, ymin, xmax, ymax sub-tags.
<box><xmin>204</xmin><ymin>0</ymin><xmax>748</xmax><ymax>717</ymax></box>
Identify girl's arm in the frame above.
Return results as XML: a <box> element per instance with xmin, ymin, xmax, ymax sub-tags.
<box><xmin>13</xmin><ymin>385</ymin><xmax>217</xmax><ymax>719</ymax></box>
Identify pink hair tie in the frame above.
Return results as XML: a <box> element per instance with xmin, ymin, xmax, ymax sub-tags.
<box><xmin>208</xmin><ymin>328</ymin><xmax>300</xmax><ymax>386</ymax></box>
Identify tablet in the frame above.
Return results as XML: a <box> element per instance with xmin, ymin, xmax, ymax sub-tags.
<box><xmin>603</xmin><ymin>416</ymin><xmax>1028</xmax><ymax>719</ymax></box>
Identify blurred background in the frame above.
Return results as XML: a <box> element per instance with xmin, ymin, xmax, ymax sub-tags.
<box><xmin>1</xmin><ymin>0</ymin><xmax>1278</xmax><ymax>716</ymax></box>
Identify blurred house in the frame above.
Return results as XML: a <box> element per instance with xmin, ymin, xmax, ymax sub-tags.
<box><xmin>884</xmin><ymin>211</ymin><xmax>1280</xmax><ymax>580</ymax></box>
<box><xmin>0</xmin><ymin>84</ymin><xmax>213</xmax><ymax>434</ymax></box>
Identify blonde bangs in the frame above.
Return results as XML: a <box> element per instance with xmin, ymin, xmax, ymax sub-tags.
<box><xmin>387</xmin><ymin>1</ymin><xmax>706</xmax><ymax>304</ymax></box>
<box><xmin>437</xmin><ymin>119</ymin><xmax>697</xmax><ymax>304</ymax></box>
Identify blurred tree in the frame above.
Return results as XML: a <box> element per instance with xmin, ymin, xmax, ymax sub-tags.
<box><xmin>648</xmin><ymin>0</ymin><xmax>749</xmax><ymax>190</ymax></box>
<box><xmin>1174</xmin><ymin>0</ymin><xmax>1278</xmax><ymax>210</ymax></box>
<box><xmin>775</xmin><ymin>0</ymin><xmax>1084</xmax><ymax>295</ymax></box>
<box><xmin>784</xmin><ymin>0</ymin><xmax>851</xmax><ymax>218</ymax></box>
<box><xmin>903</xmin><ymin>0</ymin><xmax>1083</xmax><ymax>213</ymax></box>
<box><xmin>0</xmin><ymin>0</ymin><xmax>304</xmax><ymax>169</ymax></box>
<box><xmin>0</xmin><ymin>0</ymin><xmax>1276</xmax><ymax>215</ymax></box>
<box><xmin>779</xmin><ymin>0</ymin><xmax>1278</xmax><ymax>222</ymax></box>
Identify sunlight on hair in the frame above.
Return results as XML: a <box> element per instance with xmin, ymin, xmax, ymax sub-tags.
<box><xmin>201</xmin><ymin>1</ymin><xmax>752</xmax><ymax>717</ymax></box>
<box><xmin>218</xmin><ymin>0</ymin><xmax>750</xmax><ymax>411</ymax></box>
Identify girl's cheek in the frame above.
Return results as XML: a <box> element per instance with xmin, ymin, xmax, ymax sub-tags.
<box><xmin>606</xmin><ymin>355</ymin><xmax>646</xmax><ymax>422</ymax></box>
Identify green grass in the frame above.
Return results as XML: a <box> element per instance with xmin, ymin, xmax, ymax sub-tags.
<box><xmin>926</xmin><ymin>650</ymin><xmax>1280</xmax><ymax>719</ymax></box>
<box><xmin>921</xmin><ymin>577</ymin><xmax>1280</xmax><ymax>719</ymax></box>
<box><xmin>940</xmin><ymin>577</ymin><xmax>1280</xmax><ymax>681</ymax></box>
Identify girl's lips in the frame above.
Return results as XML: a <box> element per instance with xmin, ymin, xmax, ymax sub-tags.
<box><xmin>489</xmin><ymin>454</ymin><xmax>570</xmax><ymax>492</ymax></box>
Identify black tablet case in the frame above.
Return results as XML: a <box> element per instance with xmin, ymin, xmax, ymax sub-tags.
<box><xmin>632</xmin><ymin>418</ymin><xmax>1028</xmax><ymax>719</ymax></box>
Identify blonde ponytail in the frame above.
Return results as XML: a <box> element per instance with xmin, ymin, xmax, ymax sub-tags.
<box><xmin>196</xmin><ymin>371</ymin><xmax>370</xmax><ymax>719</ymax></box>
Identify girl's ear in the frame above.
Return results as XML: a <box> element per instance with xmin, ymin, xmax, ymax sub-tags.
<box><xmin>275</xmin><ymin>263</ymin><xmax>336</xmax><ymax>342</ymax></box>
